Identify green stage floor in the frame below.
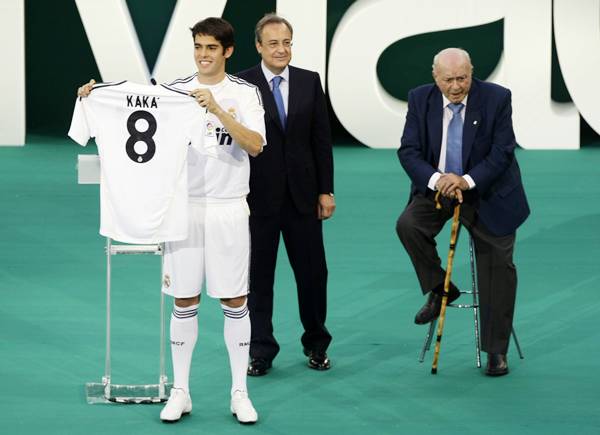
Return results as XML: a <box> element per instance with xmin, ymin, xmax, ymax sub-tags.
<box><xmin>1</xmin><ymin>137</ymin><xmax>599</xmax><ymax>434</ymax></box>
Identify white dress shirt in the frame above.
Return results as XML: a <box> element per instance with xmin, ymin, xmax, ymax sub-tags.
<box><xmin>261</xmin><ymin>61</ymin><xmax>289</xmax><ymax>114</ymax></box>
<box><xmin>428</xmin><ymin>94</ymin><xmax>476</xmax><ymax>191</ymax></box>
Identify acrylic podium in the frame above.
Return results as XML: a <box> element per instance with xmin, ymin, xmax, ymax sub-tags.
<box><xmin>78</xmin><ymin>154</ymin><xmax>172</xmax><ymax>404</ymax></box>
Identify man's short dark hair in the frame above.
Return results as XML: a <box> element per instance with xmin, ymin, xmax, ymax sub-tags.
<box><xmin>190</xmin><ymin>17</ymin><xmax>235</xmax><ymax>50</ymax></box>
<box><xmin>255</xmin><ymin>13</ymin><xmax>293</xmax><ymax>43</ymax></box>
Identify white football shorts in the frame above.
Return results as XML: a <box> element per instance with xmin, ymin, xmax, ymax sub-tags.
<box><xmin>161</xmin><ymin>197</ymin><xmax>250</xmax><ymax>299</ymax></box>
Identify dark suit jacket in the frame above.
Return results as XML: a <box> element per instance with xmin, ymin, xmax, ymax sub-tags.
<box><xmin>398</xmin><ymin>78</ymin><xmax>530</xmax><ymax>236</ymax></box>
<box><xmin>236</xmin><ymin>65</ymin><xmax>333</xmax><ymax>216</ymax></box>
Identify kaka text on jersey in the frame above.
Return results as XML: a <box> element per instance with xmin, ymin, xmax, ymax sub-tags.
<box><xmin>126</xmin><ymin>95</ymin><xmax>159</xmax><ymax>109</ymax></box>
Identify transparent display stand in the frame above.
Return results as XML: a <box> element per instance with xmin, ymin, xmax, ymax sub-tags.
<box><xmin>85</xmin><ymin>239</ymin><xmax>172</xmax><ymax>404</ymax></box>
<box><xmin>79</xmin><ymin>155</ymin><xmax>172</xmax><ymax>404</ymax></box>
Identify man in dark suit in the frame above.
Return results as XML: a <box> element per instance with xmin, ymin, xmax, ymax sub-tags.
<box><xmin>396</xmin><ymin>48</ymin><xmax>529</xmax><ymax>376</ymax></box>
<box><xmin>236</xmin><ymin>13</ymin><xmax>335</xmax><ymax>376</ymax></box>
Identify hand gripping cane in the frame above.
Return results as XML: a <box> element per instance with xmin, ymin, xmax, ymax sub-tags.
<box><xmin>431</xmin><ymin>192</ymin><xmax>461</xmax><ymax>374</ymax></box>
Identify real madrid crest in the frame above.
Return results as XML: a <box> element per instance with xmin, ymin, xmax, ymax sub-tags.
<box><xmin>205</xmin><ymin>120</ymin><xmax>215</xmax><ymax>138</ymax></box>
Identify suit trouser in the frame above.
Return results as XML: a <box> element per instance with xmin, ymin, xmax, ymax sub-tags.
<box><xmin>248</xmin><ymin>193</ymin><xmax>332</xmax><ymax>361</ymax></box>
<box><xmin>396</xmin><ymin>193</ymin><xmax>517</xmax><ymax>354</ymax></box>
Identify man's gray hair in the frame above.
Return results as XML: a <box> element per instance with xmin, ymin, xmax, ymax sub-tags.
<box><xmin>255</xmin><ymin>13</ymin><xmax>293</xmax><ymax>43</ymax></box>
<box><xmin>432</xmin><ymin>48</ymin><xmax>472</xmax><ymax>71</ymax></box>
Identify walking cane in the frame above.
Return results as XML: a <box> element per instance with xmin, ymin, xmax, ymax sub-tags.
<box><xmin>431</xmin><ymin>191</ymin><xmax>461</xmax><ymax>374</ymax></box>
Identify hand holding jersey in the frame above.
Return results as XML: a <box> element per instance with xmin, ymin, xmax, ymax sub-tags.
<box><xmin>190</xmin><ymin>86</ymin><xmax>264</xmax><ymax>157</ymax></box>
<box><xmin>190</xmin><ymin>87</ymin><xmax>219</xmax><ymax>112</ymax></box>
<box><xmin>77</xmin><ymin>79</ymin><xmax>95</xmax><ymax>97</ymax></box>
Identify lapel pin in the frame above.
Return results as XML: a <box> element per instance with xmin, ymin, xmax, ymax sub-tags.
<box><xmin>473</xmin><ymin>120</ymin><xmax>478</xmax><ymax>125</ymax></box>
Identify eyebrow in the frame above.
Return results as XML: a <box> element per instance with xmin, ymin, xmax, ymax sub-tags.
<box><xmin>442</xmin><ymin>74</ymin><xmax>467</xmax><ymax>79</ymax></box>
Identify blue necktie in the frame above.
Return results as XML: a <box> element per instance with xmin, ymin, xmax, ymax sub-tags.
<box><xmin>445</xmin><ymin>103</ymin><xmax>464</xmax><ymax>175</ymax></box>
<box><xmin>271</xmin><ymin>76</ymin><xmax>286</xmax><ymax>128</ymax></box>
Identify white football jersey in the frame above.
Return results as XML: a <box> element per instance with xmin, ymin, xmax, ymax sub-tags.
<box><xmin>165</xmin><ymin>73</ymin><xmax>266</xmax><ymax>199</ymax></box>
<box><xmin>68</xmin><ymin>81</ymin><xmax>211</xmax><ymax>244</ymax></box>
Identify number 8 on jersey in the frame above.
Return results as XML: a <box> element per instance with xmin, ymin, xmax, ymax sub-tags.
<box><xmin>126</xmin><ymin>110</ymin><xmax>157</xmax><ymax>163</ymax></box>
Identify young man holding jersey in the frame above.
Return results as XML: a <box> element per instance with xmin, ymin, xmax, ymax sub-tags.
<box><xmin>78</xmin><ymin>17</ymin><xmax>266</xmax><ymax>424</ymax></box>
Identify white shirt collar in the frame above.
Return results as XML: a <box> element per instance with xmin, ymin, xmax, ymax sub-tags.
<box><xmin>261</xmin><ymin>61</ymin><xmax>290</xmax><ymax>84</ymax></box>
<box><xmin>442</xmin><ymin>94</ymin><xmax>468</xmax><ymax>109</ymax></box>
<box><xmin>194</xmin><ymin>74</ymin><xmax>227</xmax><ymax>90</ymax></box>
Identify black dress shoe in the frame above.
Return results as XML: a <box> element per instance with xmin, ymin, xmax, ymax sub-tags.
<box><xmin>485</xmin><ymin>353</ymin><xmax>509</xmax><ymax>376</ymax></box>
<box><xmin>303</xmin><ymin>349</ymin><xmax>331</xmax><ymax>370</ymax></box>
<box><xmin>247</xmin><ymin>358</ymin><xmax>272</xmax><ymax>377</ymax></box>
<box><xmin>414</xmin><ymin>286</ymin><xmax>461</xmax><ymax>325</ymax></box>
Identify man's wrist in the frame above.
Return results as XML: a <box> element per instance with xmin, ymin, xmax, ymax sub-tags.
<box><xmin>212</xmin><ymin>106</ymin><xmax>225</xmax><ymax>117</ymax></box>
<box><xmin>429</xmin><ymin>172</ymin><xmax>442</xmax><ymax>191</ymax></box>
<box><xmin>462</xmin><ymin>174</ymin><xmax>475</xmax><ymax>190</ymax></box>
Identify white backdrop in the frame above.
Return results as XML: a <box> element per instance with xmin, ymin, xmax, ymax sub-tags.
<box><xmin>0</xmin><ymin>0</ymin><xmax>25</xmax><ymax>146</ymax></box>
<box><xmin>2</xmin><ymin>0</ymin><xmax>599</xmax><ymax>148</ymax></box>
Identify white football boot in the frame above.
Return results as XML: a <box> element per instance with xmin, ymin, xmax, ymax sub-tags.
<box><xmin>160</xmin><ymin>388</ymin><xmax>192</xmax><ymax>422</ymax></box>
<box><xmin>230</xmin><ymin>390</ymin><xmax>258</xmax><ymax>424</ymax></box>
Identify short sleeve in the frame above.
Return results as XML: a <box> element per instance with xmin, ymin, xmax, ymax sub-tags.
<box><xmin>241</xmin><ymin>87</ymin><xmax>266</xmax><ymax>146</ymax></box>
<box><xmin>67</xmin><ymin>97</ymin><xmax>91</xmax><ymax>146</ymax></box>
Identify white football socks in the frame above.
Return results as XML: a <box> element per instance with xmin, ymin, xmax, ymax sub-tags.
<box><xmin>170</xmin><ymin>303</ymin><xmax>199</xmax><ymax>393</ymax></box>
<box><xmin>221</xmin><ymin>302</ymin><xmax>251</xmax><ymax>395</ymax></box>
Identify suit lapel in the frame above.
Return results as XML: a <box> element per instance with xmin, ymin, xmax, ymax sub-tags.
<box><xmin>254</xmin><ymin>65</ymin><xmax>285</xmax><ymax>132</ymax></box>
<box><xmin>463</xmin><ymin>81</ymin><xmax>481</xmax><ymax>170</ymax></box>
<box><xmin>427</xmin><ymin>89</ymin><xmax>443</xmax><ymax>166</ymax></box>
<box><xmin>286</xmin><ymin>66</ymin><xmax>299</xmax><ymax>132</ymax></box>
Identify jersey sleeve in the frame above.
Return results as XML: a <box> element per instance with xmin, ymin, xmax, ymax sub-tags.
<box><xmin>67</xmin><ymin>97</ymin><xmax>92</xmax><ymax>146</ymax></box>
<box><xmin>241</xmin><ymin>87</ymin><xmax>267</xmax><ymax>146</ymax></box>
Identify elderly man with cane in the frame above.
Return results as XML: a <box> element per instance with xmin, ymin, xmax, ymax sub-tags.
<box><xmin>395</xmin><ymin>47</ymin><xmax>530</xmax><ymax>376</ymax></box>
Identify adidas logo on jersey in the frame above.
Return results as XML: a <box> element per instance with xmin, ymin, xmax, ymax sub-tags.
<box><xmin>126</xmin><ymin>95</ymin><xmax>159</xmax><ymax>109</ymax></box>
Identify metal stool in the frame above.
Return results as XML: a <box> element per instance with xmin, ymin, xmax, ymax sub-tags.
<box><xmin>419</xmin><ymin>233</ymin><xmax>524</xmax><ymax>367</ymax></box>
